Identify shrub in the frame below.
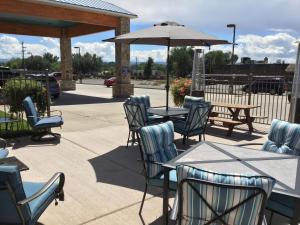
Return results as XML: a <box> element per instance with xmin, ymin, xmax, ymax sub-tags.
<box><xmin>3</xmin><ymin>78</ymin><xmax>47</xmax><ymax>115</ymax></box>
<box><xmin>171</xmin><ymin>78</ymin><xmax>192</xmax><ymax>106</ymax></box>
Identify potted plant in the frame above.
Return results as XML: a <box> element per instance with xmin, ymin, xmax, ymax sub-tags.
<box><xmin>171</xmin><ymin>78</ymin><xmax>192</xmax><ymax>106</ymax></box>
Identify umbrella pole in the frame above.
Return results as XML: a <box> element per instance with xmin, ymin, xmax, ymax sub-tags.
<box><xmin>166</xmin><ymin>40</ymin><xmax>170</xmax><ymax>111</ymax></box>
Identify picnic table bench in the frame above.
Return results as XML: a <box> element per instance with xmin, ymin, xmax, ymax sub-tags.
<box><xmin>209</xmin><ymin>102</ymin><xmax>259</xmax><ymax>136</ymax></box>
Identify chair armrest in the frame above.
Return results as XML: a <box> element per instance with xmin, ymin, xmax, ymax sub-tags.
<box><xmin>149</xmin><ymin>106</ymin><xmax>166</xmax><ymax>108</ymax></box>
<box><xmin>0</xmin><ymin>138</ymin><xmax>7</xmax><ymax>149</ymax></box>
<box><xmin>18</xmin><ymin>172</ymin><xmax>65</xmax><ymax>206</ymax></box>
<box><xmin>136</xmin><ymin>158</ymin><xmax>164</xmax><ymax>166</ymax></box>
<box><xmin>177</xmin><ymin>149</ymin><xmax>185</xmax><ymax>154</ymax></box>
<box><xmin>50</xmin><ymin>110</ymin><xmax>62</xmax><ymax>116</ymax></box>
<box><xmin>236</xmin><ymin>143</ymin><xmax>263</xmax><ymax>147</ymax></box>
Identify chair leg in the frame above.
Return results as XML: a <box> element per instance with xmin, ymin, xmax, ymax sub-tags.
<box><xmin>126</xmin><ymin>130</ymin><xmax>131</xmax><ymax>148</ymax></box>
<box><xmin>132</xmin><ymin>131</ymin><xmax>136</xmax><ymax>146</ymax></box>
<box><xmin>203</xmin><ymin>134</ymin><xmax>206</xmax><ymax>141</ymax></box>
<box><xmin>139</xmin><ymin>183</ymin><xmax>148</xmax><ymax>216</ymax></box>
<box><xmin>199</xmin><ymin>135</ymin><xmax>202</xmax><ymax>142</ymax></box>
<box><xmin>268</xmin><ymin>210</ymin><xmax>274</xmax><ymax>225</ymax></box>
<box><xmin>182</xmin><ymin>136</ymin><xmax>186</xmax><ymax>145</ymax></box>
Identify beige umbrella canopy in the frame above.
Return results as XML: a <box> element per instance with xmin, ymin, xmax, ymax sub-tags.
<box><xmin>105</xmin><ymin>21</ymin><xmax>229</xmax><ymax>109</ymax></box>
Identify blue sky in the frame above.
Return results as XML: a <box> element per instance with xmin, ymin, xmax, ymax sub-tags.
<box><xmin>1</xmin><ymin>0</ymin><xmax>299</xmax><ymax>63</ymax></box>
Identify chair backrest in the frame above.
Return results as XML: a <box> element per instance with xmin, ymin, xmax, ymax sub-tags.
<box><xmin>130</xmin><ymin>95</ymin><xmax>151</xmax><ymax>109</ymax></box>
<box><xmin>23</xmin><ymin>96</ymin><xmax>39</xmax><ymax>127</ymax></box>
<box><xmin>138</xmin><ymin>121</ymin><xmax>177</xmax><ymax>178</ymax></box>
<box><xmin>123</xmin><ymin>100</ymin><xmax>147</xmax><ymax>130</ymax></box>
<box><xmin>0</xmin><ymin>165</ymin><xmax>31</xmax><ymax>224</ymax></box>
<box><xmin>174</xmin><ymin>165</ymin><xmax>275</xmax><ymax>225</ymax></box>
<box><xmin>262</xmin><ymin>119</ymin><xmax>300</xmax><ymax>155</ymax></box>
<box><xmin>182</xmin><ymin>96</ymin><xmax>204</xmax><ymax>109</ymax></box>
<box><xmin>184</xmin><ymin>102</ymin><xmax>211</xmax><ymax>133</ymax></box>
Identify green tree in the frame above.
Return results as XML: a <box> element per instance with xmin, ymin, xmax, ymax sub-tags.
<box><xmin>205</xmin><ymin>50</ymin><xmax>238</xmax><ymax>72</ymax></box>
<box><xmin>73</xmin><ymin>53</ymin><xmax>103</xmax><ymax>75</ymax></box>
<box><xmin>169</xmin><ymin>47</ymin><xmax>194</xmax><ymax>77</ymax></box>
<box><xmin>143</xmin><ymin>57</ymin><xmax>154</xmax><ymax>80</ymax></box>
<box><xmin>5</xmin><ymin>58</ymin><xmax>22</xmax><ymax>69</ymax></box>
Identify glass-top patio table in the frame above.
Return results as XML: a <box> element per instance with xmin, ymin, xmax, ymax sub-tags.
<box><xmin>147</xmin><ymin>107</ymin><xmax>189</xmax><ymax>120</ymax></box>
<box><xmin>162</xmin><ymin>141</ymin><xmax>300</xmax><ymax>225</ymax></box>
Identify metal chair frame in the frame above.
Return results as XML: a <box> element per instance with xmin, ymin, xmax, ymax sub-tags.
<box><xmin>123</xmin><ymin>101</ymin><xmax>146</xmax><ymax>147</ymax></box>
<box><xmin>177</xmin><ymin>177</ymin><xmax>268</xmax><ymax>225</ymax></box>
<box><xmin>0</xmin><ymin>172</ymin><xmax>65</xmax><ymax>225</ymax></box>
<box><xmin>177</xmin><ymin>104</ymin><xmax>212</xmax><ymax>144</ymax></box>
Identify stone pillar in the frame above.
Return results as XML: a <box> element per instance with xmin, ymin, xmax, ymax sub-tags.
<box><xmin>60</xmin><ymin>29</ymin><xmax>76</xmax><ymax>90</ymax></box>
<box><xmin>113</xmin><ymin>17</ymin><xmax>134</xmax><ymax>97</ymax></box>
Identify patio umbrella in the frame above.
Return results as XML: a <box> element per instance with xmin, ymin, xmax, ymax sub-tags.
<box><xmin>105</xmin><ymin>21</ymin><xmax>229</xmax><ymax>110</ymax></box>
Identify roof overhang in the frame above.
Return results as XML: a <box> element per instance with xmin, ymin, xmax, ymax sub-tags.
<box><xmin>0</xmin><ymin>0</ymin><xmax>137</xmax><ymax>38</ymax></box>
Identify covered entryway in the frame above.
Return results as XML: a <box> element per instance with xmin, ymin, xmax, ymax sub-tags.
<box><xmin>0</xmin><ymin>0</ymin><xmax>136</xmax><ymax>96</ymax></box>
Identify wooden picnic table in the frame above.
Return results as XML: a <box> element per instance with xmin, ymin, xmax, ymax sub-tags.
<box><xmin>209</xmin><ymin>102</ymin><xmax>259</xmax><ymax>136</ymax></box>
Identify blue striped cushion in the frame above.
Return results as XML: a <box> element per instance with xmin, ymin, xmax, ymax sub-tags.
<box><xmin>139</xmin><ymin>121</ymin><xmax>177</xmax><ymax>178</ymax></box>
<box><xmin>130</xmin><ymin>95</ymin><xmax>151</xmax><ymax>108</ymax></box>
<box><xmin>262</xmin><ymin>119</ymin><xmax>300</xmax><ymax>155</ymax></box>
<box><xmin>172</xmin><ymin>165</ymin><xmax>275</xmax><ymax>225</ymax></box>
<box><xmin>183</xmin><ymin>96</ymin><xmax>204</xmax><ymax>109</ymax></box>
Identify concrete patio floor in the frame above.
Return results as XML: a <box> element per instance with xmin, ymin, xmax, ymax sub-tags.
<box><xmin>8</xmin><ymin>84</ymin><xmax>291</xmax><ymax>225</ymax></box>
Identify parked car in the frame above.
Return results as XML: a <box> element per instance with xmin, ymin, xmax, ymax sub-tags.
<box><xmin>104</xmin><ymin>77</ymin><xmax>117</xmax><ymax>87</ymax></box>
<box><xmin>242</xmin><ymin>78</ymin><xmax>284</xmax><ymax>95</ymax></box>
<box><xmin>50</xmin><ymin>72</ymin><xmax>78</xmax><ymax>81</ymax></box>
<box><xmin>26</xmin><ymin>74</ymin><xmax>61</xmax><ymax>99</ymax></box>
<box><xmin>49</xmin><ymin>72</ymin><xmax>62</xmax><ymax>80</ymax></box>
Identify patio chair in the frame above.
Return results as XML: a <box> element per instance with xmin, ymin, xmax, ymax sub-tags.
<box><xmin>124</xmin><ymin>99</ymin><xmax>163</xmax><ymax>147</ymax></box>
<box><xmin>173</xmin><ymin>102</ymin><xmax>211</xmax><ymax>144</ymax></box>
<box><xmin>0</xmin><ymin>165</ymin><xmax>65</xmax><ymax>225</ymax></box>
<box><xmin>137</xmin><ymin>121</ymin><xmax>178</xmax><ymax>217</ymax></box>
<box><xmin>171</xmin><ymin>165</ymin><xmax>276</xmax><ymax>225</ymax></box>
<box><xmin>130</xmin><ymin>95</ymin><xmax>163</xmax><ymax>122</ymax></box>
<box><xmin>182</xmin><ymin>95</ymin><xmax>204</xmax><ymax>109</ymax></box>
<box><xmin>238</xmin><ymin>119</ymin><xmax>300</xmax><ymax>223</ymax></box>
<box><xmin>23</xmin><ymin>96</ymin><xmax>63</xmax><ymax>141</ymax></box>
<box><xmin>0</xmin><ymin>138</ymin><xmax>8</xmax><ymax>159</ymax></box>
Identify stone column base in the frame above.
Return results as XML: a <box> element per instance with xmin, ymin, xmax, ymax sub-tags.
<box><xmin>113</xmin><ymin>83</ymin><xmax>134</xmax><ymax>98</ymax></box>
<box><xmin>60</xmin><ymin>80</ymin><xmax>76</xmax><ymax>91</ymax></box>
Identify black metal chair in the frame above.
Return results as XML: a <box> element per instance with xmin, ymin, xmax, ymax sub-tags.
<box><xmin>172</xmin><ymin>165</ymin><xmax>276</xmax><ymax>225</ymax></box>
<box><xmin>23</xmin><ymin>96</ymin><xmax>63</xmax><ymax>141</ymax></box>
<box><xmin>123</xmin><ymin>100</ymin><xmax>147</xmax><ymax>147</ymax></box>
<box><xmin>136</xmin><ymin>121</ymin><xmax>178</xmax><ymax>220</ymax></box>
<box><xmin>173</xmin><ymin>103</ymin><xmax>211</xmax><ymax>144</ymax></box>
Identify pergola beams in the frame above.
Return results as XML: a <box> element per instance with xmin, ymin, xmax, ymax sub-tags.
<box><xmin>0</xmin><ymin>0</ymin><xmax>119</xmax><ymax>28</ymax></box>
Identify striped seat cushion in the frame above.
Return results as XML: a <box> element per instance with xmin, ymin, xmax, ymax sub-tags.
<box><xmin>130</xmin><ymin>95</ymin><xmax>151</xmax><ymax>108</ymax></box>
<box><xmin>262</xmin><ymin>119</ymin><xmax>300</xmax><ymax>155</ymax></box>
<box><xmin>171</xmin><ymin>165</ymin><xmax>275</xmax><ymax>225</ymax></box>
<box><xmin>139</xmin><ymin>121</ymin><xmax>177</xmax><ymax>178</ymax></box>
<box><xmin>183</xmin><ymin>96</ymin><xmax>204</xmax><ymax>109</ymax></box>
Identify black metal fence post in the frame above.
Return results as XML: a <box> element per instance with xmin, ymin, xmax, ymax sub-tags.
<box><xmin>45</xmin><ymin>69</ymin><xmax>51</xmax><ymax>117</ymax></box>
<box><xmin>248</xmin><ymin>73</ymin><xmax>253</xmax><ymax>105</ymax></box>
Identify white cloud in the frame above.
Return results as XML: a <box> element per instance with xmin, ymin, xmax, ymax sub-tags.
<box><xmin>210</xmin><ymin>32</ymin><xmax>298</xmax><ymax>63</ymax></box>
<box><xmin>72</xmin><ymin>41</ymin><xmax>115</xmax><ymax>61</ymax></box>
<box><xmin>109</xmin><ymin>0</ymin><xmax>300</xmax><ymax>36</ymax></box>
<box><xmin>0</xmin><ymin>35</ymin><xmax>60</xmax><ymax>59</ymax></box>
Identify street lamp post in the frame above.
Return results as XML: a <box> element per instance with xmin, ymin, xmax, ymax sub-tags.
<box><xmin>74</xmin><ymin>46</ymin><xmax>82</xmax><ymax>84</ymax></box>
<box><xmin>226</xmin><ymin>24</ymin><xmax>236</xmax><ymax>65</ymax></box>
<box><xmin>227</xmin><ymin>24</ymin><xmax>236</xmax><ymax>95</ymax></box>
